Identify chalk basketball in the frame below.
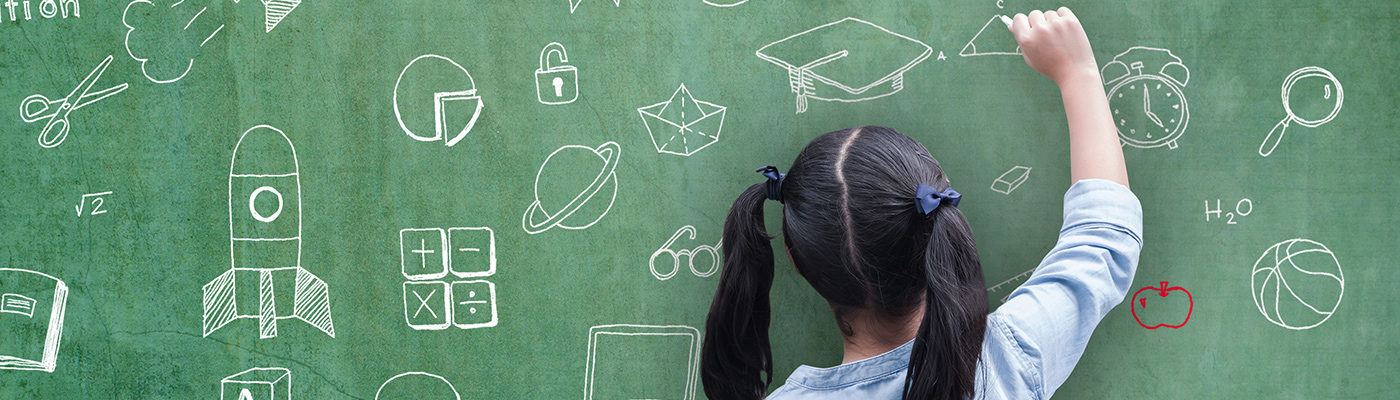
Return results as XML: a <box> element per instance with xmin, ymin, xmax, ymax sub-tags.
<box><xmin>1251</xmin><ymin>238</ymin><xmax>1344</xmax><ymax>330</ymax></box>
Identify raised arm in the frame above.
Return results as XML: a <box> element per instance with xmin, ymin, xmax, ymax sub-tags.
<box><xmin>1009</xmin><ymin>8</ymin><xmax>1129</xmax><ymax>188</ymax></box>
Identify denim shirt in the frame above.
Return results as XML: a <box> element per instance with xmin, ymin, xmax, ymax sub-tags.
<box><xmin>767</xmin><ymin>179</ymin><xmax>1144</xmax><ymax>400</ymax></box>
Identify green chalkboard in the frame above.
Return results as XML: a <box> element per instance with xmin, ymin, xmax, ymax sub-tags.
<box><xmin>1</xmin><ymin>0</ymin><xmax>1397</xmax><ymax>398</ymax></box>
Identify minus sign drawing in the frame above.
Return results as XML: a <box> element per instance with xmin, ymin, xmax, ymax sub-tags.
<box><xmin>458</xmin><ymin>248</ymin><xmax>481</xmax><ymax>253</ymax></box>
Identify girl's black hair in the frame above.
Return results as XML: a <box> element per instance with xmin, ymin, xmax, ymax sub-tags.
<box><xmin>702</xmin><ymin>126</ymin><xmax>987</xmax><ymax>400</ymax></box>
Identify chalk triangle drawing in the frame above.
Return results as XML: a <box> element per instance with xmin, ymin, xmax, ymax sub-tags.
<box><xmin>262</xmin><ymin>0</ymin><xmax>301</xmax><ymax>32</ymax></box>
<box><xmin>960</xmin><ymin>15</ymin><xmax>1021</xmax><ymax>57</ymax></box>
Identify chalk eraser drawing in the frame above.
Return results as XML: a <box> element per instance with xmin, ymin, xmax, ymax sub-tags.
<box><xmin>756</xmin><ymin>17</ymin><xmax>933</xmax><ymax>113</ymax></box>
<box><xmin>584</xmin><ymin>324</ymin><xmax>700</xmax><ymax>400</ymax></box>
<box><xmin>0</xmin><ymin>268</ymin><xmax>67</xmax><ymax>372</ymax></box>
<box><xmin>522</xmin><ymin>142</ymin><xmax>620</xmax><ymax>235</ymax></box>
<box><xmin>960</xmin><ymin>15</ymin><xmax>1021</xmax><ymax>57</ymax></box>
<box><xmin>394</xmin><ymin>55</ymin><xmax>484</xmax><ymax>147</ymax></box>
<box><xmin>638</xmin><ymin>84</ymin><xmax>727</xmax><ymax>157</ymax></box>
<box><xmin>221</xmin><ymin>367</ymin><xmax>290</xmax><ymax>400</ymax></box>
<box><xmin>990</xmin><ymin>165</ymin><xmax>1031</xmax><ymax>195</ymax></box>
<box><xmin>1251</xmin><ymin>238</ymin><xmax>1344</xmax><ymax>330</ymax></box>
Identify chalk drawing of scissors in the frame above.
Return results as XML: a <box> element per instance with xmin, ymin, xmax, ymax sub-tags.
<box><xmin>19</xmin><ymin>55</ymin><xmax>129</xmax><ymax>148</ymax></box>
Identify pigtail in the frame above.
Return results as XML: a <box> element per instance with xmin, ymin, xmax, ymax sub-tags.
<box><xmin>904</xmin><ymin>204</ymin><xmax>987</xmax><ymax>400</ymax></box>
<box><xmin>702</xmin><ymin>183</ymin><xmax>776</xmax><ymax>400</ymax></box>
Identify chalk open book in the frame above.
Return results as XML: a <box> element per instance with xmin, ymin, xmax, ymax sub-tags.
<box><xmin>0</xmin><ymin>268</ymin><xmax>68</xmax><ymax>373</ymax></box>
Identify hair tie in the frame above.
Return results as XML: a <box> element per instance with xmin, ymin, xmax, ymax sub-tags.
<box><xmin>756</xmin><ymin>166</ymin><xmax>785</xmax><ymax>202</ymax></box>
<box><xmin>914</xmin><ymin>183</ymin><xmax>960</xmax><ymax>218</ymax></box>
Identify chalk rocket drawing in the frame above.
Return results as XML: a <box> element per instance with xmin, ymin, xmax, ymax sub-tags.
<box><xmin>203</xmin><ymin>125</ymin><xmax>335</xmax><ymax>339</ymax></box>
<box><xmin>756</xmin><ymin>17</ymin><xmax>933</xmax><ymax>113</ymax></box>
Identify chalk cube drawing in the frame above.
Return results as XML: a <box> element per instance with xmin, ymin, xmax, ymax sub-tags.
<box><xmin>638</xmin><ymin>83</ymin><xmax>726</xmax><ymax>157</ymax></box>
<box><xmin>451</xmin><ymin>280</ymin><xmax>498</xmax><ymax>329</ymax></box>
<box><xmin>990</xmin><ymin>166</ymin><xmax>1031</xmax><ymax>195</ymax></box>
<box><xmin>0</xmin><ymin>268</ymin><xmax>67</xmax><ymax>372</ymax></box>
<box><xmin>221</xmin><ymin>367</ymin><xmax>290</xmax><ymax>400</ymax></box>
<box><xmin>403</xmin><ymin>281</ymin><xmax>451</xmax><ymax>330</ymax></box>
<box><xmin>584</xmin><ymin>324</ymin><xmax>700</xmax><ymax>400</ymax></box>
<box><xmin>401</xmin><ymin>228</ymin><xmax>448</xmax><ymax>280</ymax></box>
<box><xmin>448</xmin><ymin>227</ymin><xmax>496</xmax><ymax>278</ymax></box>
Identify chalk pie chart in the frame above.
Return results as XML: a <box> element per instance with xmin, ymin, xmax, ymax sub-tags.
<box><xmin>393</xmin><ymin>54</ymin><xmax>483</xmax><ymax>147</ymax></box>
<box><xmin>522</xmin><ymin>142</ymin><xmax>620</xmax><ymax>234</ymax></box>
<box><xmin>1251</xmin><ymin>238</ymin><xmax>1344</xmax><ymax>330</ymax></box>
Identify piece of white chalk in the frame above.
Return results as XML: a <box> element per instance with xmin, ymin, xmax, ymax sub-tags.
<box><xmin>1000</xmin><ymin>15</ymin><xmax>1013</xmax><ymax>28</ymax></box>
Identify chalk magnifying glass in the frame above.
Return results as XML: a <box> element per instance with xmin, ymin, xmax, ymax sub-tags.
<box><xmin>1259</xmin><ymin>67</ymin><xmax>1342</xmax><ymax>157</ymax></box>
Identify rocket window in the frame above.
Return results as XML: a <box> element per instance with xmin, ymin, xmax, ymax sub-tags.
<box><xmin>249</xmin><ymin>186</ymin><xmax>284</xmax><ymax>223</ymax></box>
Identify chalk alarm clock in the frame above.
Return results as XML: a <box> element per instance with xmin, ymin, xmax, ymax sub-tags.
<box><xmin>1100</xmin><ymin>47</ymin><xmax>1191</xmax><ymax>150</ymax></box>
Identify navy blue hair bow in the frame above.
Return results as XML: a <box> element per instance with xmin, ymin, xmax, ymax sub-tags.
<box><xmin>756</xmin><ymin>166</ymin><xmax>785</xmax><ymax>202</ymax></box>
<box><xmin>914</xmin><ymin>183</ymin><xmax>960</xmax><ymax>218</ymax></box>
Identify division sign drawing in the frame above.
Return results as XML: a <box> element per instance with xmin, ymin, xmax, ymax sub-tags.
<box><xmin>990</xmin><ymin>165</ymin><xmax>1030</xmax><ymax>195</ymax></box>
<box><xmin>123</xmin><ymin>0</ymin><xmax>228</xmax><ymax>84</ymax></box>
<box><xmin>960</xmin><ymin>15</ymin><xmax>1020</xmax><ymax>57</ymax></box>
<box><xmin>19</xmin><ymin>55</ymin><xmax>128</xmax><ymax>148</ymax></box>
<box><xmin>638</xmin><ymin>83</ymin><xmax>727</xmax><ymax>157</ymax></box>
<box><xmin>568</xmin><ymin>0</ymin><xmax>619</xmax><ymax>14</ymax></box>
<box><xmin>1251</xmin><ymin>238</ymin><xmax>1343</xmax><ymax>330</ymax></box>
<box><xmin>221</xmin><ymin>367</ymin><xmax>290</xmax><ymax>400</ymax></box>
<box><xmin>400</xmin><ymin>226</ymin><xmax>498</xmax><ymax>331</ymax></box>
<box><xmin>1101</xmin><ymin>47</ymin><xmax>1191</xmax><ymax>150</ymax></box>
<box><xmin>1259</xmin><ymin>66</ymin><xmax>1343</xmax><ymax>157</ymax></box>
<box><xmin>203</xmin><ymin>125</ymin><xmax>335</xmax><ymax>339</ymax></box>
<box><xmin>376</xmin><ymin>372</ymin><xmax>461</xmax><ymax>400</ymax></box>
<box><xmin>584</xmin><ymin>324</ymin><xmax>700</xmax><ymax>400</ymax></box>
<box><xmin>394</xmin><ymin>54</ymin><xmax>484</xmax><ymax>147</ymax></box>
<box><xmin>650</xmin><ymin>225</ymin><xmax>722</xmax><ymax>280</ymax></box>
<box><xmin>522</xmin><ymin>142</ymin><xmax>620</xmax><ymax>235</ymax></box>
<box><xmin>231</xmin><ymin>0</ymin><xmax>302</xmax><ymax>32</ymax></box>
<box><xmin>0</xmin><ymin>268</ymin><xmax>67</xmax><ymax>372</ymax></box>
<box><xmin>756</xmin><ymin>17</ymin><xmax>933</xmax><ymax>113</ymax></box>
<box><xmin>535</xmin><ymin>42</ymin><xmax>579</xmax><ymax>105</ymax></box>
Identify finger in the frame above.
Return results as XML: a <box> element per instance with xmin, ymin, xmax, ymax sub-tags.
<box><xmin>1058</xmin><ymin>6</ymin><xmax>1077</xmax><ymax>22</ymax></box>
<box><xmin>1011</xmin><ymin>13</ymin><xmax>1030</xmax><ymax>38</ymax></box>
<box><xmin>1028</xmin><ymin>9</ymin><xmax>1045</xmax><ymax>29</ymax></box>
<box><xmin>1045</xmin><ymin>9</ymin><xmax>1061</xmax><ymax>25</ymax></box>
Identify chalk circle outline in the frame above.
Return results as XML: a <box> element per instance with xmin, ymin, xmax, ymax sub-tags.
<box><xmin>249</xmin><ymin>186</ymin><xmax>284</xmax><ymax>223</ymax></box>
<box><xmin>1281</xmin><ymin>66</ymin><xmax>1343</xmax><ymax>127</ymax></box>
<box><xmin>1250</xmin><ymin>238</ymin><xmax>1344</xmax><ymax>330</ymax></box>
<box><xmin>375</xmin><ymin>371</ymin><xmax>460</xmax><ymax>400</ymax></box>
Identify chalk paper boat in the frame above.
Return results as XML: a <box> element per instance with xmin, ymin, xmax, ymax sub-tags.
<box><xmin>756</xmin><ymin>17</ymin><xmax>934</xmax><ymax>113</ymax></box>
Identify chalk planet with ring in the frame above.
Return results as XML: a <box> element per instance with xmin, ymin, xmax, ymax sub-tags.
<box><xmin>522</xmin><ymin>141</ymin><xmax>620</xmax><ymax>234</ymax></box>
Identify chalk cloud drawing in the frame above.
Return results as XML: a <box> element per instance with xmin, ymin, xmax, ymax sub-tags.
<box><xmin>203</xmin><ymin>125</ymin><xmax>335</xmax><ymax>339</ymax></box>
<box><xmin>1259</xmin><ymin>66</ymin><xmax>1343</xmax><ymax>157</ymax></box>
<box><xmin>376</xmin><ymin>372</ymin><xmax>461</xmax><ymax>399</ymax></box>
<box><xmin>568</xmin><ymin>0</ymin><xmax>619</xmax><ymax>14</ymax></box>
<box><xmin>960</xmin><ymin>15</ymin><xmax>1020</xmax><ymax>56</ymax></box>
<box><xmin>650</xmin><ymin>225</ymin><xmax>722</xmax><ymax>280</ymax></box>
<box><xmin>756</xmin><ymin>17</ymin><xmax>933</xmax><ymax>113</ymax></box>
<box><xmin>19</xmin><ymin>55</ymin><xmax>128</xmax><ymax>148</ymax></box>
<box><xmin>990</xmin><ymin>165</ymin><xmax>1030</xmax><ymax>195</ymax></box>
<box><xmin>536</xmin><ymin>42</ymin><xmax>579</xmax><ymax>105</ymax></box>
<box><xmin>1251</xmin><ymin>238</ymin><xmax>1344</xmax><ymax>330</ymax></box>
<box><xmin>400</xmin><ymin>226</ymin><xmax>498</xmax><ymax>330</ymax></box>
<box><xmin>1101</xmin><ymin>47</ymin><xmax>1190</xmax><ymax>150</ymax></box>
<box><xmin>638</xmin><ymin>83</ymin><xmax>727</xmax><ymax>157</ymax></box>
<box><xmin>221</xmin><ymin>367</ymin><xmax>290</xmax><ymax>400</ymax></box>
<box><xmin>0</xmin><ymin>268</ymin><xmax>67</xmax><ymax>372</ymax></box>
<box><xmin>123</xmin><ymin>0</ymin><xmax>227</xmax><ymax>84</ymax></box>
<box><xmin>522</xmin><ymin>142</ymin><xmax>620</xmax><ymax>235</ymax></box>
<box><xmin>393</xmin><ymin>54</ymin><xmax>484</xmax><ymax>147</ymax></box>
<box><xmin>584</xmin><ymin>324</ymin><xmax>700</xmax><ymax>400</ymax></box>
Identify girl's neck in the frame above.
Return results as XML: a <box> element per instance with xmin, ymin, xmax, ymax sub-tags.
<box><xmin>836</xmin><ymin>306</ymin><xmax>924</xmax><ymax>364</ymax></box>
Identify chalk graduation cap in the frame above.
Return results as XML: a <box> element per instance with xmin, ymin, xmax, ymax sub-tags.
<box><xmin>756</xmin><ymin>17</ymin><xmax>933</xmax><ymax>113</ymax></box>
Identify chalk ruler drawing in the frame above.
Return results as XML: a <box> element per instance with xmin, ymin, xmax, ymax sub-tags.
<box><xmin>0</xmin><ymin>268</ymin><xmax>67</xmax><ymax>372</ymax></box>
<box><xmin>1204</xmin><ymin>198</ymin><xmax>1252</xmax><ymax>225</ymax></box>
<box><xmin>568</xmin><ymin>0</ymin><xmax>619</xmax><ymax>14</ymax></box>
<box><xmin>990</xmin><ymin>165</ymin><xmax>1030</xmax><ymax>195</ymax></box>
<box><xmin>638</xmin><ymin>83</ymin><xmax>727</xmax><ymax>157</ymax></box>
<box><xmin>1101</xmin><ymin>47</ymin><xmax>1190</xmax><ymax>150</ymax></box>
<box><xmin>123</xmin><ymin>0</ymin><xmax>227</xmax><ymax>84</ymax></box>
<box><xmin>584</xmin><ymin>324</ymin><xmax>700</xmax><ymax>400</ymax></box>
<box><xmin>1259</xmin><ymin>66</ymin><xmax>1343</xmax><ymax>157</ymax></box>
<box><xmin>221</xmin><ymin>367</ymin><xmax>290</xmax><ymax>400</ymax></box>
<box><xmin>376</xmin><ymin>372</ymin><xmax>461</xmax><ymax>400</ymax></box>
<box><xmin>400</xmin><ymin>227</ymin><xmax>498</xmax><ymax>330</ymax></box>
<box><xmin>536</xmin><ymin>42</ymin><xmax>579</xmax><ymax>105</ymax></box>
<box><xmin>756</xmin><ymin>17</ymin><xmax>933</xmax><ymax>113</ymax></box>
<box><xmin>523</xmin><ymin>142</ymin><xmax>620</xmax><ymax>235</ymax></box>
<box><xmin>702</xmin><ymin>0</ymin><xmax>748</xmax><ymax>6</ymax></box>
<box><xmin>19</xmin><ymin>55</ymin><xmax>128</xmax><ymax>148</ymax></box>
<box><xmin>1251</xmin><ymin>238</ymin><xmax>1343</xmax><ymax>330</ymax></box>
<box><xmin>75</xmin><ymin>191</ymin><xmax>113</xmax><ymax>216</ymax></box>
<box><xmin>394</xmin><ymin>54</ymin><xmax>484</xmax><ymax>147</ymax></box>
<box><xmin>985</xmin><ymin>267</ymin><xmax>1034</xmax><ymax>304</ymax></box>
<box><xmin>960</xmin><ymin>15</ymin><xmax>1020</xmax><ymax>57</ymax></box>
<box><xmin>203</xmin><ymin>125</ymin><xmax>335</xmax><ymax>339</ymax></box>
<box><xmin>650</xmin><ymin>225</ymin><xmax>722</xmax><ymax>280</ymax></box>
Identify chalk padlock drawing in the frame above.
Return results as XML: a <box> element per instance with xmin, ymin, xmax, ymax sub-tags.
<box><xmin>203</xmin><ymin>125</ymin><xmax>335</xmax><ymax>339</ymax></box>
<box><xmin>522</xmin><ymin>142</ymin><xmax>620</xmax><ymax>235</ymax></box>
<box><xmin>536</xmin><ymin>42</ymin><xmax>579</xmax><ymax>105</ymax></box>
<box><xmin>1101</xmin><ymin>47</ymin><xmax>1190</xmax><ymax>150</ymax></box>
<box><xmin>649</xmin><ymin>225</ymin><xmax>722</xmax><ymax>280</ymax></box>
<box><xmin>394</xmin><ymin>54</ymin><xmax>484</xmax><ymax>147</ymax></box>
<box><xmin>637</xmin><ymin>83</ymin><xmax>727</xmax><ymax>157</ymax></box>
<box><xmin>0</xmin><ymin>268</ymin><xmax>68</xmax><ymax>372</ymax></box>
<box><xmin>756</xmin><ymin>17</ymin><xmax>934</xmax><ymax>113</ymax></box>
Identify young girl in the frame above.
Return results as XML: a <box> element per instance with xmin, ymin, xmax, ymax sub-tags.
<box><xmin>701</xmin><ymin>8</ymin><xmax>1142</xmax><ymax>400</ymax></box>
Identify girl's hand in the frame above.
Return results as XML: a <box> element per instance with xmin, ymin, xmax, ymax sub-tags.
<box><xmin>1009</xmin><ymin>8</ymin><xmax>1100</xmax><ymax>87</ymax></box>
